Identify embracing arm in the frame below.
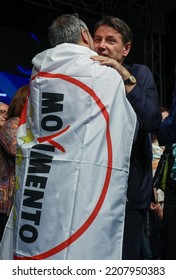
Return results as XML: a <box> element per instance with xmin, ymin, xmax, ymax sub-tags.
<box><xmin>91</xmin><ymin>55</ymin><xmax>162</xmax><ymax>132</ymax></box>
<box><xmin>91</xmin><ymin>55</ymin><xmax>136</xmax><ymax>93</ymax></box>
<box><xmin>125</xmin><ymin>64</ymin><xmax>162</xmax><ymax>131</ymax></box>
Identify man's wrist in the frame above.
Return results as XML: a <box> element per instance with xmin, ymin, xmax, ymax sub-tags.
<box><xmin>123</xmin><ymin>75</ymin><xmax>136</xmax><ymax>85</ymax></box>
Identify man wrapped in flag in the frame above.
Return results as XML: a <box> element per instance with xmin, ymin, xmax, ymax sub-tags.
<box><xmin>13</xmin><ymin>14</ymin><xmax>137</xmax><ymax>260</ymax></box>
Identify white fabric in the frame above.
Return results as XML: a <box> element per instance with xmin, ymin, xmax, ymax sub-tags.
<box><xmin>14</xmin><ymin>43</ymin><xmax>137</xmax><ymax>260</ymax></box>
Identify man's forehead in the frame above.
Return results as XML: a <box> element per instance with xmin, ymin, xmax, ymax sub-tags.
<box><xmin>94</xmin><ymin>26</ymin><xmax>120</xmax><ymax>37</ymax></box>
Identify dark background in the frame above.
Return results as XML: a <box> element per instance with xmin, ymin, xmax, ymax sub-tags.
<box><xmin>0</xmin><ymin>0</ymin><xmax>176</xmax><ymax>107</ymax></box>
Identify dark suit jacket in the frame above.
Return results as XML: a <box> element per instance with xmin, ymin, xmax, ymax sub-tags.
<box><xmin>157</xmin><ymin>84</ymin><xmax>176</xmax><ymax>146</ymax></box>
<box><xmin>124</xmin><ymin>63</ymin><xmax>161</xmax><ymax>209</ymax></box>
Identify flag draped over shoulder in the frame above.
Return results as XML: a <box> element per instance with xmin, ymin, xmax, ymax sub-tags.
<box><xmin>13</xmin><ymin>43</ymin><xmax>137</xmax><ymax>260</ymax></box>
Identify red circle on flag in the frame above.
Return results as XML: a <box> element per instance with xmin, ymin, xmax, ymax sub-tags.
<box><xmin>14</xmin><ymin>72</ymin><xmax>113</xmax><ymax>260</ymax></box>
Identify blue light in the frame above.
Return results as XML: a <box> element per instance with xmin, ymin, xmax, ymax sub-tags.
<box><xmin>0</xmin><ymin>72</ymin><xmax>29</xmax><ymax>104</ymax></box>
<box><xmin>17</xmin><ymin>65</ymin><xmax>32</xmax><ymax>76</ymax></box>
<box><xmin>29</xmin><ymin>32</ymin><xmax>41</xmax><ymax>43</ymax></box>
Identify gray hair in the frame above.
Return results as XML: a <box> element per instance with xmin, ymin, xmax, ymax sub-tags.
<box><xmin>48</xmin><ymin>14</ymin><xmax>89</xmax><ymax>47</ymax></box>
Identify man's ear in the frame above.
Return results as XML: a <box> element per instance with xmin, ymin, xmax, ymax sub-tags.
<box><xmin>123</xmin><ymin>42</ymin><xmax>131</xmax><ymax>58</ymax></box>
<box><xmin>81</xmin><ymin>29</ymin><xmax>89</xmax><ymax>45</ymax></box>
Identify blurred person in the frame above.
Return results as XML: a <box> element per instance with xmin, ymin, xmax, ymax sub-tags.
<box><xmin>156</xmin><ymin>71</ymin><xmax>176</xmax><ymax>259</ymax></box>
<box><xmin>151</xmin><ymin>107</ymin><xmax>169</xmax><ymax>215</ymax></box>
<box><xmin>161</xmin><ymin>141</ymin><xmax>176</xmax><ymax>259</ymax></box>
<box><xmin>152</xmin><ymin>107</ymin><xmax>169</xmax><ymax>175</ymax></box>
<box><xmin>152</xmin><ymin>139</ymin><xmax>176</xmax><ymax>259</ymax></box>
<box><xmin>0</xmin><ymin>103</ymin><xmax>9</xmax><ymax>128</ymax></box>
<box><xmin>13</xmin><ymin>14</ymin><xmax>137</xmax><ymax>260</ymax></box>
<box><xmin>0</xmin><ymin>85</ymin><xmax>28</xmax><ymax>259</ymax></box>
<box><xmin>91</xmin><ymin>15</ymin><xmax>161</xmax><ymax>259</ymax></box>
<box><xmin>147</xmin><ymin>107</ymin><xmax>169</xmax><ymax>259</ymax></box>
<box><xmin>157</xmin><ymin>68</ymin><xmax>176</xmax><ymax>146</ymax></box>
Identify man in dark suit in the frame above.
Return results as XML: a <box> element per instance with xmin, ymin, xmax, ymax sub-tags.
<box><xmin>158</xmin><ymin>75</ymin><xmax>176</xmax><ymax>145</ymax></box>
<box><xmin>91</xmin><ymin>15</ymin><xmax>162</xmax><ymax>259</ymax></box>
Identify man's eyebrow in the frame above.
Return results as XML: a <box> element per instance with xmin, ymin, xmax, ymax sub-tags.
<box><xmin>94</xmin><ymin>35</ymin><xmax>116</xmax><ymax>38</ymax></box>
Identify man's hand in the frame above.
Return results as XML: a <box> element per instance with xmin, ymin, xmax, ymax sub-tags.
<box><xmin>91</xmin><ymin>55</ymin><xmax>119</xmax><ymax>68</ymax></box>
<box><xmin>91</xmin><ymin>55</ymin><xmax>136</xmax><ymax>93</ymax></box>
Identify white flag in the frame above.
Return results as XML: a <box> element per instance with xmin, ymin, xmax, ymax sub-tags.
<box><xmin>14</xmin><ymin>44</ymin><xmax>136</xmax><ymax>260</ymax></box>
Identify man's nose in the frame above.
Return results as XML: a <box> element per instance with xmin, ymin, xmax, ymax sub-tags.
<box><xmin>95</xmin><ymin>41</ymin><xmax>106</xmax><ymax>52</ymax></box>
<box><xmin>98</xmin><ymin>40</ymin><xmax>106</xmax><ymax>48</ymax></box>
